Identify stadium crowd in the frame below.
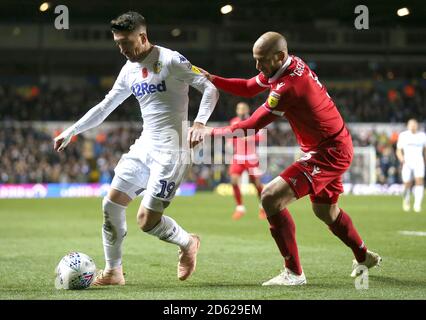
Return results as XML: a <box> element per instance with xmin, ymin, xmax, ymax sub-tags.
<box><xmin>0</xmin><ymin>122</ymin><xmax>405</xmax><ymax>187</ymax></box>
<box><xmin>0</xmin><ymin>76</ymin><xmax>425</xmax><ymax>123</ymax></box>
<box><xmin>1</xmin><ymin>77</ymin><xmax>424</xmax><ymax>186</ymax></box>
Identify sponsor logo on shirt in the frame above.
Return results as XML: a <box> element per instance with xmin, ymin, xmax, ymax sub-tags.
<box><xmin>131</xmin><ymin>80</ymin><xmax>167</xmax><ymax>97</ymax></box>
<box><xmin>276</xmin><ymin>82</ymin><xmax>285</xmax><ymax>90</ymax></box>
<box><xmin>191</xmin><ymin>65</ymin><xmax>202</xmax><ymax>74</ymax></box>
<box><xmin>311</xmin><ymin>166</ymin><xmax>321</xmax><ymax>176</ymax></box>
<box><xmin>267</xmin><ymin>91</ymin><xmax>281</xmax><ymax>108</ymax></box>
<box><xmin>178</xmin><ymin>54</ymin><xmax>193</xmax><ymax>70</ymax></box>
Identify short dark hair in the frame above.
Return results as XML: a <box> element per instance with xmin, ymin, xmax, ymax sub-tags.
<box><xmin>110</xmin><ymin>11</ymin><xmax>146</xmax><ymax>32</ymax></box>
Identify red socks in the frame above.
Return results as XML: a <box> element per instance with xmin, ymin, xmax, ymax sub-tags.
<box><xmin>232</xmin><ymin>184</ymin><xmax>242</xmax><ymax>206</ymax></box>
<box><xmin>232</xmin><ymin>181</ymin><xmax>262</xmax><ymax>205</ymax></box>
<box><xmin>266</xmin><ymin>207</ymin><xmax>366</xmax><ymax>274</ymax></box>
<box><xmin>328</xmin><ymin>209</ymin><xmax>367</xmax><ymax>262</ymax></box>
<box><xmin>267</xmin><ymin>208</ymin><xmax>303</xmax><ymax>275</ymax></box>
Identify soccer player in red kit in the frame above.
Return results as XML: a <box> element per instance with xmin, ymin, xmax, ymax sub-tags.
<box><xmin>228</xmin><ymin>102</ymin><xmax>266</xmax><ymax>220</ymax></box>
<box><xmin>188</xmin><ymin>32</ymin><xmax>382</xmax><ymax>285</ymax></box>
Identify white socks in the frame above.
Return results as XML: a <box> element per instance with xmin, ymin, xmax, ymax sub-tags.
<box><xmin>102</xmin><ymin>197</ymin><xmax>127</xmax><ymax>270</ymax></box>
<box><xmin>146</xmin><ymin>215</ymin><xmax>190</xmax><ymax>248</ymax></box>
<box><xmin>101</xmin><ymin>198</ymin><xmax>190</xmax><ymax>270</ymax></box>
<box><xmin>403</xmin><ymin>187</ymin><xmax>411</xmax><ymax>203</ymax></box>
<box><xmin>236</xmin><ymin>205</ymin><xmax>246</xmax><ymax>212</ymax></box>
<box><xmin>414</xmin><ymin>185</ymin><xmax>424</xmax><ymax>210</ymax></box>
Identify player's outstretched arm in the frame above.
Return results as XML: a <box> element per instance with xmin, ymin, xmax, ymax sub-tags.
<box><xmin>53</xmin><ymin>66</ymin><xmax>131</xmax><ymax>152</ymax></box>
<box><xmin>210</xmin><ymin>75</ymin><xmax>268</xmax><ymax>98</ymax></box>
<box><xmin>423</xmin><ymin>145</ymin><xmax>426</xmax><ymax>162</ymax></box>
<box><xmin>395</xmin><ymin>148</ymin><xmax>404</xmax><ymax>164</ymax></box>
<box><xmin>196</xmin><ymin>66</ymin><xmax>268</xmax><ymax>98</ymax></box>
<box><xmin>53</xmin><ymin>102</ymin><xmax>118</xmax><ymax>152</ymax></box>
<box><xmin>188</xmin><ymin>105</ymin><xmax>278</xmax><ymax>148</ymax></box>
<box><xmin>170</xmin><ymin>53</ymin><xmax>219</xmax><ymax>126</ymax></box>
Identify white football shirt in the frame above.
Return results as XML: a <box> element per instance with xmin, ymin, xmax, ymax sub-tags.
<box><xmin>397</xmin><ymin>130</ymin><xmax>426</xmax><ymax>164</ymax></box>
<box><xmin>68</xmin><ymin>45</ymin><xmax>219</xmax><ymax>151</ymax></box>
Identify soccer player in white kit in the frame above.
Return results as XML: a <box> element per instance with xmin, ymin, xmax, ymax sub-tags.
<box><xmin>53</xmin><ymin>12</ymin><xmax>219</xmax><ymax>285</ymax></box>
<box><xmin>396</xmin><ymin>119</ymin><xmax>426</xmax><ymax>213</ymax></box>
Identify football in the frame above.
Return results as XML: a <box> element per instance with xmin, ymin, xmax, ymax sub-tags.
<box><xmin>54</xmin><ymin>252</ymin><xmax>96</xmax><ymax>290</ymax></box>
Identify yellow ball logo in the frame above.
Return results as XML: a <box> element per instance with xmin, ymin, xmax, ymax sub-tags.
<box><xmin>267</xmin><ymin>92</ymin><xmax>281</xmax><ymax>108</ymax></box>
<box><xmin>191</xmin><ymin>65</ymin><xmax>202</xmax><ymax>74</ymax></box>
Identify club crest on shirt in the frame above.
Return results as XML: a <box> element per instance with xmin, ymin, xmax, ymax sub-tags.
<box><xmin>267</xmin><ymin>91</ymin><xmax>281</xmax><ymax>108</ymax></box>
<box><xmin>153</xmin><ymin>61</ymin><xmax>162</xmax><ymax>74</ymax></box>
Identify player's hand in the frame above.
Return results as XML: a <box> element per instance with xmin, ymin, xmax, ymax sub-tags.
<box><xmin>188</xmin><ymin>122</ymin><xmax>213</xmax><ymax>148</ymax></box>
<box><xmin>53</xmin><ymin>128</ymin><xmax>75</xmax><ymax>152</ymax></box>
<box><xmin>196</xmin><ymin>67</ymin><xmax>213</xmax><ymax>82</ymax></box>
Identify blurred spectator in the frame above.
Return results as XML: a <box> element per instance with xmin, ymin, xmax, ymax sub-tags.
<box><xmin>1</xmin><ymin>76</ymin><xmax>424</xmax><ymax>123</ymax></box>
<box><xmin>2</xmin><ymin>75</ymin><xmax>424</xmax><ymax>186</ymax></box>
<box><xmin>0</xmin><ymin>122</ymin><xmax>409</xmax><ymax>186</ymax></box>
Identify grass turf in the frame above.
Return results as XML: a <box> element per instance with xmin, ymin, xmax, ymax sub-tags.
<box><xmin>0</xmin><ymin>193</ymin><xmax>425</xmax><ymax>300</ymax></box>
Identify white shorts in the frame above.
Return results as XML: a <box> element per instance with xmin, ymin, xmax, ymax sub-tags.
<box><xmin>401</xmin><ymin>162</ymin><xmax>425</xmax><ymax>183</ymax></box>
<box><xmin>112</xmin><ymin>144</ymin><xmax>191</xmax><ymax>204</ymax></box>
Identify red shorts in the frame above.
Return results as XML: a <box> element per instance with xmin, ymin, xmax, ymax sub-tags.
<box><xmin>280</xmin><ymin>143</ymin><xmax>353</xmax><ymax>204</ymax></box>
<box><xmin>229</xmin><ymin>160</ymin><xmax>262</xmax><ymax>177</ymax></box>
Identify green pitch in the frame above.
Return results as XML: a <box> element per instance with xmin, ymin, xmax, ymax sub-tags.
<box><xmin>1</xmin><ymin>193</ymin><xmax>425</xmax><ymax>300</ymax></box>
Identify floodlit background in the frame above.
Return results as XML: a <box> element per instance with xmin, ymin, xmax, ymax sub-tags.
<box><xmin>0</xmin><ymin>0</ymin><xmax>425</xmax><ymax>299</ymax></box>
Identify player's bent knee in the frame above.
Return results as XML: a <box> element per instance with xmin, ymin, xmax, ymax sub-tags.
<box><xmin>137</xmin><ymin>195</ymin><xmax>167</xmax><ymax>231</ymax></box>
<box><xmin>107</xmin><ymin>188</ymin><xmax>133</xmax><ymax>207</ymax></box>
<box><xmin>261</xmin><ymin>187</ymin><xmax>281</xmax><ymax>213</ymax></box>
<box><xmin>136</xmin><ymin>209</ymin><xmax>147</xmax><ymax>230</ymax></box>
<box><xmin>102</xmin><ymin>196</ymin><xmax>127</xmax><ymax>216</ymax></box>
<box><xmin>312</xmin><ymin>203</ymin><xmax>340</xmax><ymax>224</ymax></box>
<box><xmin>230</xmin><ymin>175</ymin><xmax>240</xmax><ymax>185</ymax></box>
<box><xmin>138</xmin><ymin>211</ymin><xmax>162</xmax><ymax>232</ymax></box>
<box><xmin>261</xmin><ymin>180</ymin><xmax>294</xmax><ymax>211</ymax></box>
<box><xmin>136</xmin><ymin>209</ymin><xmax>158</xmax><ymax>232</ymax></box>
<box><xmin>142</xmin><ymin>194</ymin><xmax>166</xmax><ymax>213</ymax></box>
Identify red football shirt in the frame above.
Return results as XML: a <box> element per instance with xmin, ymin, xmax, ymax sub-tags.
<box><xmin>212</xmin><ymin>55</ymin><xmax>352</xmax><ymax>152</ymax></box>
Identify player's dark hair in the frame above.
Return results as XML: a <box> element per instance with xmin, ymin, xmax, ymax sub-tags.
<box><xmin>110</xmin><ymin>11</ymin><xmax>147</xmax><ymax>32</ymax></box>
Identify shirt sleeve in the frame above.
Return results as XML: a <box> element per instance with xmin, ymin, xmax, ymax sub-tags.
<box><xmin>212</xmin><ymin>106</ymin><xmax>278</xmax><ymax>137</ymax></box>
<box><xmin>396</xmin><ymin>133</ymin><xmax>404</xmax><ymax>149</ymax></box>
<box><xmin>211</xmin><ymin>73</ymin><xmax>269</xmax><ymax>98</ymax></box>
<box><xmin>68</xmin><ymin>65</ymin><xmax>132</xmax><ymax>135</ymax></box>
<box><xmin>262</xmin><ymin>82</ymin><xmax>288</xmax><ymax>116</ymax></box>
<box><xmin>169</xmin><ymin>52</ymin><xmax>219</xmax><ymax>125</ymax></box>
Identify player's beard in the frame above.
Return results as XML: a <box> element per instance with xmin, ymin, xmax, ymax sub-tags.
<box><xmin>267</xmin><ymin>67</ymin><xmax>280</xmax><ymax>78</ymax></box>
<box><xmin>128</xmin><ymin>45</ymin><xmax>154</xmax><ymax>63</ymax></box>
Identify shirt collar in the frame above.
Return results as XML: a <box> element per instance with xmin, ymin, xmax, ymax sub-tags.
<box><xmin>268</xmin><ymin>55</ymin><xmax>292</xmax><ymax>83</ymax></box>
<box><xmin>133</xmin><ymin>45</ymin><xmax>158</xmax><ymax>65</ymax></box>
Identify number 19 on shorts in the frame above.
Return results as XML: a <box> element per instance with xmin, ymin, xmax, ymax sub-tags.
<box><xmin>156</xmin><ymin>180</ymin><xmax>176</xmax><ymax>199</ymax></box>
